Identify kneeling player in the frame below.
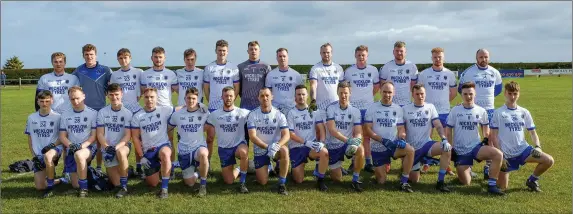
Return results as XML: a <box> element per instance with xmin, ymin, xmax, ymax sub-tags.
<box><xmin>446</xmin><ymin>82</ymin><xmax>504</xmax><ymax>195</ymax></box>
<box><xmin>490</xmin><ymin>81</ymin><xmax>554</xmax><ymax>192</ymax></box>
<box><xmin>206</xmin><ymin>86</ymin><xmax>250</xmax><ymax>193</ymax></box>
<box><xmin>26</xmin><ymin>90</ymin><xmax>65</xmax><ymax>198</ymax></box>
<box><xmin>96</xmin><ymin>83</ymin><xmax>133</xmax><ymax>198</ymax></box>
<box><xmin>287</xmin><ymin>85</ymin><xmax>329</xmax><ymax>191</ymax></box>
<box><xmin>325</xmin><ymin>82</ymin><xmax>365</xmax><ymax>192</ymax></box>
<box><xmin>59</xmin><ymin>86</ymin><xmax>98</xmax><ymax>197</ymax></box>
<box><xmin>364</xmin><ymin>82</ymin><xmax>415</xmax><ymax>192</ymax></box>
<box><xmin>247</xmin><ymin>87</ymin><xmax>291</xmax><ymax>195</ymax></box>
<box><xmin>403</xmin><ymin>84</ymin><xmax>452</xmax><ymax>192</ymax></box>
<box><xmin>131</xmin><ymin>88</ymin><xmax>175</xmax><ymax>199</ymax></box>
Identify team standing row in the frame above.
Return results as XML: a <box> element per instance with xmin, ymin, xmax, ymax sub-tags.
<box><xmin>27</xmin><ymin>40</ymin><xmax>554</xmax><ymax>199</ymax></box>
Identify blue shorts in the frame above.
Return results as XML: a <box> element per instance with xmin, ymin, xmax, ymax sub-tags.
<box><xmin>454</xmin><ymin>144</ymin><xmax>483</xmax><ymax>167</ymax></box>
<box><xmin>372</xmin><ymin>147</ymin><xmax>397</xmax><ymax>167</ymax></box>
<box><xmin>360</xmin><ymin>109</ymin><xmax>367</xmax><ymax>124</ymax></box>
<box><xmin>33</xmin><ymin>147</ymin><xmax>63</xmax><ymax>173</ymax></box>
<box><xmin>486</xmin><ymin>109</ymin><xmax>494</xmax><ymax>124</ymax></box>
<box><xmin>142</xmin><ymin>143</ymin><xmax>172</xmax><ymax>176</ymax></box>
<box><xmin>178</xmin><ymin>146</ymin><xmax>204</xmax><ymax>171</ymax></box>
<box><xmin>503</xmin><ymin>146</ymin><xmax>534</xmax><ymax>172</ymax></box>
<box><xmin>64</xmin><ymin>144</ymin><xmax>97</xmax><ymax>173</ymax></box>
<box><xmin>209</xmin><ymin>109</ymin><xmax>216</xmax><ymax>113</ymax></box>
<box><xmin>438</xmin><ymin>114</ymin><xmax>449</xmax><ymax>128</ymax></box>
<box><xmin>413</xmin><ymin>141</ymin><xmax>436</xmax><ymax>166</ymax></box>
<box><xmin>327</xmin><ymin>144</ymin><xmax>349</xmax><ymax>168</ymax></box>
<box><xmin>254</xmin><ymin>153</ymin><xmax>280</xmax><ymax>169</ymax></box>
<box><xmin>218</xmin><ymin>142</ymin><xmax>247</xmax><ymax>168</ymax></box>
<box><xmin>290</xmin><ymin>147</ymin><xmax>314</xmax><ymax>169</ymax></box>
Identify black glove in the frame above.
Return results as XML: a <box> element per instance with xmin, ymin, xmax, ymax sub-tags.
<box><xmin>105</xmin><ymin>146</ymin><xmax>116</xmax><ymax>155</ymax></box>
<box><xmin>481</xmin><ymin>137</ymin><xmax>489</xmax><ymax>146</ymax></box>
<box><xmin>68</xmin><ymin>144</ymin><xmax>81</xmax><ymax>155</ymax></box>
<box><xmin>309</xmin><ymin>99</ymin><xmax>317</xmax><ymax>112</ymax></box>
<box><xmin>32</xmin><ymin>156</ymin><xmax>45</xmax><ymax>170</ymax></box>
<box><xmin>41</xmin><ymin>143</ymin><xmax>56</xmax><ymax>154</ymax></box>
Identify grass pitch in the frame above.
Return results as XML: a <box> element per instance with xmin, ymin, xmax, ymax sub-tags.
<box><xmin>1</xmin><ymin>76</ymin><xmax>571</xmax><ymax>213</ymax></box>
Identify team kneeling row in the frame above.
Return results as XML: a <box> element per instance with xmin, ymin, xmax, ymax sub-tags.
<box><xmin>26</xmin><ymin>80</ymin><xmax>554</xmax><ymax>199</ymax></box>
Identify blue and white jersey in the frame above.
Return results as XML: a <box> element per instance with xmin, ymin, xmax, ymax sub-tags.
<box><xmin>286</xmin><ymin>108</ymin><xmax>324</xmax><ymax>149</ymax></box>
<box><xmin>342</xmin><ymin>64</ymin><xmax>379</xmax><ymax>110</ymax></box>
<box><xmin>416</xmin><ymin>67</ymin><xmax>457</xmax><ymax>114</ymax></box>
<box><xmin>110</xmin><ymin>67</ymin><xmax>143</xmax><ymax>112</ymax></box>
<box><xmin>446</xmin><ymin>105</ymin><xmax>489</xmax><ymax>155</ymax></box>
<box><xmin>25</xmin><ymin>110</ymin><xmax>61</xmax><ymax>156</ymax></box>
<box><xmin>96</xmin><ymin>105</ymin><xmax>133</xmax><ymax>147</ymax></box>
<box><xmin>247</xmin><ymin>107</ymin><xmax>288</xmax><ymax>156</ymax></box>
<box><xmin>309</xmin><ymin>62</ymin><xmax>344</xmax><ymax>110</ymax></box>
<box><xmin>36</xmin><ymin>72</ymin><xmax>80</xmax><ymax>114</ymax></box>
<box><xmin>364</xmin><ymin>102</ymin><xmax>404</xmax><ymax>152</ymax></box>
<box><xmin>60</xmin><ymin>107</ymin><xmax>98</xmax><ymax>145</ymax></box>
<box><xmin>265</xmin><ymin>67</ymin><xmax>304</xmax><ymax>114</ymax></box>
<box><xmin>379</xmin><ymin>60</ymin><xmax>419</xmax><ymax>106</ymax></box>
<box><xmin>140</xmin><ymin>68</ymin><xmax>178</xmax><ymax>107</ymax></box>
<box><xmin>490</xmin><ymin>105</ymin><xmax>536</xmax><ymax>158</ymax></box>
<box><xmin>325</xmin><ymin>101</ymin><xmax>362</xmax><ymax>149</ymax></box>
<box><xmin>131</xmin><ymin>106</ymin><xmax>174</xmax><ymax>151</ymax></box>
<box><xmin>458</xmin><ymin>64</ymin><xmax>503</xmax><ymax>110</ymax></box>
<box><xmin>204</xmin><ymin>61</ymin><xmax>240</xmax><ymax>110</ymax></box>
<box><xmin>206</xmin><ymin>107</ymin><xmax>250</xmax><ymax>148</ymax></box>
<box><xmin>175</xmin><ymin>68</ymin><xmax>204</xmax><ymax>107</ymax></box>
<box><xmin>72</xmin><ymin>62</ymin><xmax>113</xmax><ymax>111</ymax></box>
<box><xmin>402</xmin><ymin>103</ymin><xmax>439</xmax><ymax>150</ymax></box>
<box><xmin>168</xmin><ymin>107</ymin><xmax>209</xmax><ymax>155</ymax></box>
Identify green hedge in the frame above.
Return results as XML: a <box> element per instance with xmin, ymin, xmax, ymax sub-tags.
<box><xmin>2</xmin><ymin>62</ymin><xmax>571</xmax><ymax>84</ymax></box>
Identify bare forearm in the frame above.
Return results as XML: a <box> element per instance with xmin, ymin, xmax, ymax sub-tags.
<box><xmin>310</xmin><ymin>80</ymin><xmax>317</xmax><ymax>100</ymax></box>
<box><xmin>28</xmin><ymin>136</ymin><xmax>35</xmax><ymax>156</ymax></box>
<box><xmin>59</xmin><ymin>132</ymin><xmax>72</xmax><ymax>147</ymax></box>
<box><xmin>278</xmin><ymin>129</ymin><xmax>290</xmax><ymax>146</ymax></box>
<box><xmin>529</xmin><ymin>130</ymin><xmax>540</xmax><ymax>147</ymax></box>
<box><xmin>290</xmin><ymin>132</ymin><xmax>306</xmax><ymax>144</ymax></box>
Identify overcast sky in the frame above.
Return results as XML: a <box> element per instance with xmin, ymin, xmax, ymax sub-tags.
<box><xmin>1</xmin><ymin>1</ymin><xmax>571</xmax><ymax>69</ymax></box>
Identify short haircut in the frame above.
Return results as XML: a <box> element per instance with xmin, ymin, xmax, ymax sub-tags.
<box><xmin>355</xmin><ymin>45</ymin><xmax>368</xmax><ymax>53</ymax></box>
<box><xmin>276</xmin><ymin>47</ymin><xmax>288</xmax><ymax>54</ymax></box>
<box><xmin>476</xmin><ymin>48</ymin><xmax>488</xmax><ymax>56</ymax></box>
<box><xmin>185</xmin><ymin>87</ymin><xmax>199</xmax><ymax>96</ymax></box>
<box><xmin>337</xmin><ymin>81</ymin><xmax>351</xmax><ymax>90</ymax></box>
<box><xmin>68</xmin><ymin>86</ymin><xmax>84</xmax><ymax>95</ymax></box>
<box><xmin>320</xmin><ymin>43</ymin><xmax>332</xmax><ymax>49</ymax></box>
<box><xmin>461</xmin><ymin>82</ymin><xmax>476</xmax><ymax>90</ymax></box>
<box><xmin>411</xmin><ymin>83</ymin><xmax>425</xmax><ymax>92</ymax></box>
<box><xmin>37</xmin><ymin>90</ymin><xmax>53</xmax><ymax>100</ymax></box>
<box><xmin>259</xmin><ymin>87</ymin><xmax>271</xmax><ymax>94</ymax></box>
<box><xmin>51</xmin><ymin>52</ymin><xmax>66</xmax><ymax>63</ymax></box>
<box><xmin>295</xmin><ymin>84</ymin><xmax>307</xmax><ymax>90</ymax></box>
<box><xmin>117</xmin><ymin>48</ymin><xmax>131</xmax><ymax>57</ymax></box>
<box><xmin>82</xmin><ymin>44</ymin><xmax>97</xmax><ymax>54</ymax></box>
<box><xmin>380</xmin><ymin>81</ymin><xmax>395</xmax><ymax>88</ymax></box>
<box><xmin>431</xmin><ymin>47</ymin><xmax>444</xmax><ymax>54</ymax></box>
<box><xmin>184</xmin><ymin>48</ymin><xmax>196</xmax><ymax>58</ymax></box>
<box><xmin>505</xmin><ymin>81</ymin><xmax>520</xmax><ymax>92</ymax></box>
<box><xmin>394</xmin><ymin>41</ymin><xmax>406</xmax><ymax>48</ymax></box>
<box><xmin>143</xmin><ymin>87</ymin><xmax>157</xmax><ymax>94</ymax></box>
<box><xmin>222</xmin><ymin>86</ymin><xmax>235</xmax><ymax>94</ymax></box>
<box><xmin>248</xmin><ymin>41</ymin><xmax>260</xmax><ymax>48</ymax></box>
<box><xmin>106</xmin><ymin>83</ymin><xmax>122</xmax><ymax>93</ymax></box>
<box><xmin>152</xmin><ymin>46</ymin><xmax>165</xmax><ymax>55</ymax></box>
<box><xmin>216</xmin><ymin>39</ymin><xmax>229</xmax><ymax>49</ymax></box>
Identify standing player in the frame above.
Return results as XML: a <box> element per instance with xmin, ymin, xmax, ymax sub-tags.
<box><xmin>59</xmin><ymin>86</ymin><xmax>98</xmax><ymax>197</ymax></box>
<box><xmin>175</xmin><ymin>48</ymin><xmax>205</xmax><ymax>107</ymax></box>
<box><xmin>206</xmin><ymin>86</ymin><xmax>250</xmax><ymax>193</ymax></box>
<box><xmin>140</xmin><ymin>47</ymin><xmax>178</xmax><ymax>107</ymax></box>
<box><xmin>490</xmin><ymin>81</ymin><xmax>554</xmax><ymax>192</ymax></box>
<box><xmin>110</xmin><ymin>48</ymin><xmax>143</xmax><ymax>113</ymax></box>
<box><xmin>379</xmin><ymin>41</ymin><xmax>419</xmax><ymax>106</ymax></box>
<box><xmin>342</xmin><ymin>45</ymin><xmax>379</xmax><ymax>173</ymax></box>
<box><xmin>286</xmin><ymin>84</ymin><xmax>329</xmax><ymax>191</ymax></box>
<box><xmin>402</xmin><ymin>84</ymin><xmax>452</xmax><ymax>192</ymax></box>
<box><xmin>203</xmin><ymin>39</ymin><xmax>240</xmax><ymax>112</ymax></box>
<box><xmin>265</xmin><ymin>48</ymin><xmax>304</xmax><ymax>116</ymax></box>
<box><xmin>247</xmin><ymin>88</ymin><xmax>291</xmax><ymax>195</ymax></box>
<box><xmin>458</xmin><ymin>49</ymin><xmax>503</xmax><ymax>179</ymax></box>
<box><xmin>35</xmin><ymin>52</ymin><xmax>79</xmax><ymax>114</ymax></box>
<box><xmin>168</xmin><ymin>87</ymin><xmax>211</xmax><ymax>197</ymax></box>
<box><xmin>309</xmin><ymin>43</ymin><xmax>345</xmax><ymax>116</ymax></box>
<box><xmin>325</xmin><ymin>82</ymin><xmax>365</xmax><ymax>192</ymax></box>
<box><xmin>364</xmin><ymin>82</ymin><xmax>416</xmax><ymax>192</ymax></box>
<box><xmin>26</xmin><ymin>90</ymin><xmax>65</xmax><ymax>198</ymax></box>
<box><xmin>238</xmin><ymin>41</ymin><xmax>272</xmax><ymax>111</ymax></box>
<box><xmin>96</xmin><ymin>83</ymin><xmax>133</xmax><ymax>198</ymax></box>
<box><xmin>131</xmin><ymin>88</ymin><xmax>175</xmax><ymax>199</ymax></box>
<box><xmin>446</xmin><ymin>82</ymin><xmax>505</xmax><ymax>195</ymax></box>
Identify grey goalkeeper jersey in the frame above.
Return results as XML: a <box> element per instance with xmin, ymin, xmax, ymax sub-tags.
<box><xmin>237</xmin><ymin>60</ymin><xmax>272</xmax><ymax>110</ymax></box>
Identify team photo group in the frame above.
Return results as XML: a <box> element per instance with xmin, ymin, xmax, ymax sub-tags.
<box><xmin>27</xmin><ymin>39</ymin><xmax>554</xmax><ymax>199</ymax></box>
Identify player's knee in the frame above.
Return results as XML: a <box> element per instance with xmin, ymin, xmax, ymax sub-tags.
<box><xmin>280</xmin><ymin>146</ymin><xmax>289</xmax><ymax>156</ymax></box>
<box><xmin>116</xmin><ymin>147</ymin><xmax>128</xmax><ymax>157</ymax></box>
<box><xmin>293</xmin><ymin>176</ymin><xmax>304</xmax><ymax>184</ymax></box>
<box><xmin>320</xmin><ymin>148</ymin><xmax>329</xmax><ymax>159</ymax></box>
<box><xmin>544</xmin><ymin>154</ymin><xmax>555</xmax><ymax>166</ymax></box>
<box><xmin>491</xmin><ymin>149</ymin><xmax>503</xmax><ymax>161</ymax></box>
<box><xmin>405</xmin><ymin>144</ymin><xmax>415</xmax><ymax>154</ymax></box>
<box><xmin>239</xmin><ymin>149</ymin><xmax>248</xmax><ymax>159</ymax></box>
<box><xmin>223</xmin><ymin>176</ymin><xmax>234</xmax><ymax>185</ymax></box>
<box><xmin>160</xmin><ymin>150</ymin><xmax>171</xmax><ymax>160</ymax></box>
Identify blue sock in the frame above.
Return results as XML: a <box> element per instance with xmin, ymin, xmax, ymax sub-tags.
<box><xmin>79</xmin><ymin>179</ymin><xmax>88</xmax><ymax>190</ymax></box>
<box><xmin>161</xmin><ymin>177</ymin><xmax>170</xmax><ymax>189</ymax></box>
<box><xmin>487</xmin><ymin>178</ymin><xmax>497</xmax><ymax>186</ymax></box>
<box><xmin>136</xmin><ymin>163</ymin><xmax>142</xmax><ymax>170</ymax></box>
<box><xmin>400</xmin><ymin>174</ymin><xmax>409</xmax><ymax>184</ymax></box>
<box><xmin>317</xmin><ymin>172</ymin><xmax>325</xmax><ymax>179</ymax></box>
<box><xmin>200</xmin><ymin>177</ymin><xmax>207</xmax><ymax>185</ymax></box>
<box><xmin>366</xmin><ymin>157</ymin><xmax>372</xmax><ymax>165</ymax></box>
<box><xmin>120</xmin><ymin>177</ymin><xmax>127</xmax><ymax>188</ymax></box>
<box><xmin>352</xmin><ymin>172</ymin><xmax>360</xmax><ymax>182</ymax></box>
<box><xmin>278</xmin><ymin>176</ymin><xmax>286</xmax><ymax>185</ymax></box>
<box><xmin>47</xmin><ymin>178</ymin><xmax>54</xmax><ymax>188</ymax></box>
<box><xmin>528</xmin><ymin>174</ymin><xmax>539</xmax><ymax>182</ymax></box>
<box><xmin>438</xmin><ymin>169</ymin><xmax>446</xmax><ymax>182</ymax></box>
<box><xmin>240</xmin><ymin>171</ymin><xmax>247</xmax><ymax>184</ymax></box>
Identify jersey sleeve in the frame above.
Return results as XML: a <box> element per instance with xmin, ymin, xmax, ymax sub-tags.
<box><xmin>337</xmin><ymin>65</ymin><xmax>344</xmax><ymax>83</ymax></box>
<box><xmin>341</xmin><ymin>69</ymin><xmax>349</xmax><ymax>82</ymax></box>
<box><xmin>396</xmin><ymin>107</ymin><xmax>405</xmax><ymax>125</ymax></box>
<box><xmin>490</xmin><ymin>110</ymin><xmax>499</xmax><ymax>129</ymax></box>
<box><xmin>430</xmin><ymin>105</ymin><xmax>439</xmax><ymax>121</ymax></box>
<box><xmin>59</xmin><ymin>116</ymin><xmax>67</xmax><ymax>131</ymax></box>
<box><xmin>96</xmin><ymin>110</ymin><xmax>105</xmax><ymax>127</ymax></box>
<box><xmin>265</xmin><ymin>73</ymin><xmax>272</xmax><ymax>88</ymax></box>
<box><xmin>524</xmin><ymin>109</ymin><xmax>536</xmax><ymax>130</ymax></box>
<box><xmin>246</xmin><ymin>112</ymin><xmax>256</xmax><ymax>130</ymax></box>
<box><xmin>91</xmin><ymin>112</ymin><xmax>97</xmax><ymax>129</ymax></box>
<box><xmin>308</xmin><ymin>66</ymin><xmax>317</xmax><ymax>80</ymax></box>
<box><xmin>411</xmin><ymin>64</ymin><xmax>419</xmax><ymax>81</ymax></box>
<box><xmin>170</xmin><ymin>71</ymin><xmax>178</xmax><ymax>86</ymax></box>
<box><xmin>480</xmin><ymin>109</ymin><xmax>489</xmax><ymax>125</ymax></box>
<box><xmin>379</xmin><ymin>65</ymin><xmax>388</xmax><ymax>81</ymax></box>
<box><xmin>205</xmin><ymin>112</ymin><xmax>215</xmax><ymax>127</ymax></box>
<box><xmin>314</xmin><ymin>110</ymin><xmax>324</xmax><ymax>124</ymax></box>
<box><xmin>131</xmin><ymin>113</ymin><xmax>141</xmax><ymax>129</ymax></box>
<box><xmin>167</xmin><ymin>110</ymin><xmax>177</xmax><ymax>127</ymax></box>
<box><xmin>286</xmin><ymin>111</ymin><xmax>295</xmax><ymax>131</ymax></box>
<box><xmin>203</xmin><ymin>68</ymin><xmax>210</xmax><ymax>83</ymax></box>
<box><xmin>326</xmin><ymin>106</ymin><xmax>335</xmax><ymax>121</ymax></box>
<box><xmin>353</xmin><ymin>108</ymin><xmax>362</xmax><ymax>126</ymax></box>
<box><xmin>449</xmin><ymin>72</ymin><xmax>457</xmax><ymax>88</ymax></box>
<box><xmin>416</xmin><ymin>71</ymin><xmax>425</xmax><ymax>85</ymax></box>
<box><xmin>364</xmin><ymin>108</ymin><xmax>373</xmax><ymax>123</ymax></box>
<box><xmin>36</xmin><ymin>76</ymin><xmax>46</xmax><ymax>90</ymax></box>
<box><xmin>278</xmin><ymin>112</ymin><xmax>288</xmax><ymax>130</ymax></box>
<box><xmin>24</xmin><ymin>116</ymin><xmax>31</xmax><ymax>135</ymax></box>
<box><xmin>233</xmin><ymin>67</ymin><xmax>240</xmax><ymax>83</ymax></box>
<box><xmin>124</xmin><ymin>112</ymin><xmax>133</xmax><ymax>129</ymax></box>
<box><xmin>372</xmin><ymin>68</ymin><xmax>380</xmax><ymax>84</ymax></box>
<box><xmin>140</xmin><ymin>72</ymin><xmax>148</xmax><ymax>87</ymax></box>
<box><xmin>446</xmin><ymin>108</ymin><xmax>456</xmax><ymax>128</ymax></box>
<box><xmin>297</xmin><ymin>72</ymin><xmax>304</xmax><ymax>85</ymax></box>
